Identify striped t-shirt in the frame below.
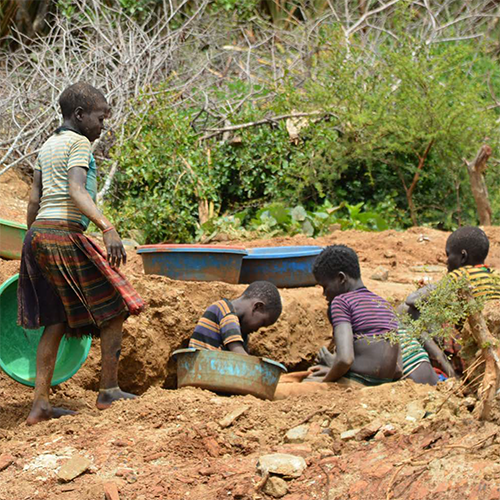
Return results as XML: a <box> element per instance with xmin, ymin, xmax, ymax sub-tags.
<box><xmin>330</xmin><ymin>287</ymin><xmax>397</xmax><ymax>340</ymax></box>
<box><xmin>35</xmin><ymin>130</ymin><xmax>97</xmax><ymax>229</ymax></box>
<box><xmin>189</xmin><ymin>299</ymin><xmax>245</xmax><ymax>350</ymax></box>
<box><xmin>448</xmin><ymin>265</ymin><xmax>500</xmax><ymax>301</ymax></box>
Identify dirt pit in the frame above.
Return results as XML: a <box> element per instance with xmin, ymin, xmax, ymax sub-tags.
<box><xmin>3</xmin><ymin>174</ymin><xmax>500</xmax><ymax>498</ymax></box>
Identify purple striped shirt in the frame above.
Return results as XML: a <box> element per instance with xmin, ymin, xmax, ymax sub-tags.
<box><xmin>330</xmin><ymin>287</ymin><xmax>397</xmax><ymax>340</ymax></box>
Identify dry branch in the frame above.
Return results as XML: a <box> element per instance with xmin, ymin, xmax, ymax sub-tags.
<box><xmin>465</xmin><ymin>303</ymin><xmax>500</xmax><ymax>421</ymax></box>
<box><xmin>464</xmin><ymin>145</ymin><xmax>493</xmax><ymax>226</ymax></box>
<box><xmin>198</xmin><ymin>111</ymin><xmax>337</xmax><ymax>141</ymax></box>
<box><xmin>1</xmin><ymin>0</ymin><xmax>499</xmax><ymax>201</ymax></box>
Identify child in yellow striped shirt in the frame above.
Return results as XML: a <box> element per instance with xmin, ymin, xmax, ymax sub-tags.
<box><xmin>405</xmin><ymin>226</ymin><xmax>500</xmax><ymax>376</ymax></box>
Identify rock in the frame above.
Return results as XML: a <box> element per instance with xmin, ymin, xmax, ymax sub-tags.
<box><xmin>263</xmin><ymin>476</ymin><xmax>289</xmax><ymax>498</ymax></box>
<box><xmin>104</xmin><ymin>482</ymin><xmax>120</xmax><ymax>500</ymax></box>
<box><xmin>380</xmin><ymin>424</ymin><xmax>396</xmax><ymax>436</ymax></box>
<box><xmin>257</xmin><ymin>453</ymin><xmax>307</xmax><ymax>478</ymax></box>
<box><xmin>202</xmin><ymin>437</ymin><xmax>221</xmax><ymax>457</ymax></box>
<box><xmin>409</xmin><ymin>265</ymin><xmax>446</xmax><ymax>273</ymax></box>
<box><xmin>57</xmin><ymin>454</ymin><xmax>91</xmax><ymax>482</ymax></box>
<box><xmin>285</xmin><ymin>425</ymin><xmax>309</xmax><ymax>444</ymax></box>
<box><xmin>406</xmin><ymin>401</ymin><xmax>426</xmax><ymax>422</ymax></box>
<box><xmin>340</xmin><ymin>429</ymin><xmax>360</xmax><ymax>441</ymax></box>
<box><xmin>276</xmin><ymin>444</ymin><xmax>312</xmax><ymax>458</ymax></box>
<box><xmin>122</xmin><ymin>239</ymin><xmax>140</xmax><ymax>251</ymax></box>
<box><xmin>371</xmin><ymin>266</ymin><xmax>389</xmax><ymax>281</ymax></box>
<box><xmin>384</xmin><ymin>250</ymin><xmax>395</xmax><ymax>258</ymax></box>
<box><xmin>356</xmin><ymin>420</ymin><xmax>382</xmax><ymax>441</ymax></box>
<box><xmin>219</xmin><ymin>405</ymin><xmax>249</xmax><ymax>428</ymax></box>
<box><xmin>0</xmin><ymin>454</ymin><xmax>14</xmax><ymax>472</ymax></box>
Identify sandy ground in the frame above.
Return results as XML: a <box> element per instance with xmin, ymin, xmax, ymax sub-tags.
<box><xmin>2</xmin><ymin>170</ymin><xmax>500</xmax><ymax>499</ymax></box>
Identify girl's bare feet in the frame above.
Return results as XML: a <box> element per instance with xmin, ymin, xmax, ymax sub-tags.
<box><xmin>26</xmin><ymin>399</ymin><xmax>75</xmax><ymax>426</ymax></box>
<box><xmin>96</xmin><ymin>387</ymin><xmax>137</xmax><ymax>410</ymax></box>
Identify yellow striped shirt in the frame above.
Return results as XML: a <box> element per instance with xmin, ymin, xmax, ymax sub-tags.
<box><xmin>449</xmin><ymin>265</ymin><xmax>500</xmax><ymax>301</ymax></box>
<box><xmin>35</xmin><ymin>130</ymin><xmax>97</xmax><ymax>229</ymax></box>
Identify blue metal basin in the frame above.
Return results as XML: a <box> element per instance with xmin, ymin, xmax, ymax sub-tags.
<box><xmin>239</xmin><ymin>246</ymin><xmax>323</xmax><ymax>288</ymax></box>
<box><xmin>137</xmin><ymin>244</ymin><xmax>248</xmax><ymax>284</ymax></box>
<box><xmin>173</xmin><ymin>348</ymin><xmax>287</xmax><ymax>400</ymax></box>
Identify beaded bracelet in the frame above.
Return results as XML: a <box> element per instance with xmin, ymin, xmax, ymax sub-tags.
<box><xmin>102</xmin><ymin>226</ymin><xmax>115</xmax><ymax>234</ymax></box>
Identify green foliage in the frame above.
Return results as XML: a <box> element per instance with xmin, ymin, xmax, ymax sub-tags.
<box><xmin>106</xmin><ymin>102</ymin><xmax>219</xmax><ymax>243</ymax></box>
<box><xmin>197</xmin><ymin>201</ymin><xmax>388</xmax><ymax>241</ymax></box>
<box><xmin>213</xmin><ymin>0</ymin><xmax>259</xmax><ymax>19</ymax></box>
<box><xmin>279</xmin><ymin>26</ymin><xmax>500</xmax><ymax>226</ymax></box>
<box><xmin>397</xmin><ymin>276</ymin><xmax>484</xmax><ymax>346</ymax></box>
<box><xmin>106</xmin><ymin>20</ymin><xmax>500</xmax><ymax>243</ymax></box>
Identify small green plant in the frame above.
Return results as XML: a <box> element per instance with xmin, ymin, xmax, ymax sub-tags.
<box><xmin>395</xmin><ymin>275</ymin><xmax>484</xmax><ymax>348</ymax></box>
<box><xmin>196</xmin><ymin>200</ymin><xmax>389</xmax><ymax>242</ymax></box>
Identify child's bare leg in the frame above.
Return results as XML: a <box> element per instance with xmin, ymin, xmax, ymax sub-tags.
<box><xmin>27</xmin><ymin>323</ymin><xmax>76</xmax><ymax>425</ymax></box>
<box><xmin>96</xmin><ymin>313</ymin><xmax>137</xmax><ymax>410</ymax></box>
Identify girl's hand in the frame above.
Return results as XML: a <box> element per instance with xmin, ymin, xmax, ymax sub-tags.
<box><xmin>103</xmin><ymin>229</ymin><xmax>127</xmax><ymax>268</ymax></box>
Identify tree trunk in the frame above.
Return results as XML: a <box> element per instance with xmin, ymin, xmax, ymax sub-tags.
<box><xmin>397</xmin><ymin>140</ymin><xmax>434</xmax><ymax>227</ymax></box>
<box><xmin>466</xmin><ymin>305</ymin><xmax>500</xmax><ymax>421</ymax></box>
<box><xmin>405</xmin><ymin>189</ymin><xmax>418</xmax><ymax>226</ymax></box>
<box><xmin>464</xmin><ymin>145</ymin><xmax>492</xmax><ymax>226</ymax></box>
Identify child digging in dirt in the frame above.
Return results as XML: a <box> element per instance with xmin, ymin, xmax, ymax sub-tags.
<box><xmin>18</xmin><ymin>83</ymin><xmax>145</xmax><ymax>425</ymax></box>
<box><xmin>403</xmin><ymin>226</ymin><xmax>500</xmax><ymax>377</ymax></box>
<box><xmin>308</xmin><ymin>245</ymin><xmax>401</xmax><ymax>386</ymax></box>
<box><xmin>189</xmin><ymin>281</ymin><xmax>282</xmax><ymax>354</ymax></box>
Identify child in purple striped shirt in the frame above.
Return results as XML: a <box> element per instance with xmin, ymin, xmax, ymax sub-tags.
<box><xmin>309</xmin><ymin>245</ymin><xmax>401</xmax><ymax>386</ymax></box>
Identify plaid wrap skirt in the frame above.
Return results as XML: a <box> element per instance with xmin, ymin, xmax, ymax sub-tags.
<box><xmin>17</xmin><ymin>220</ymin><xmax>144</xmax><ymax>337</ymax></box>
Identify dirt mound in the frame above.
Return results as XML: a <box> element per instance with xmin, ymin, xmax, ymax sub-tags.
<box><xmin>0</xmin><ymin>258</ymin><xmax>20</xmax><ymax>285</ymax></box>
<box><xmin>1</xmin><ymin>375</ymin><xmax>498</xmax><ymax>500</ymax></box>
<box><xmin>73</xmin><ymin>274</ymin><xmax>333</xmax><ymax>393</ymax></box>
<box><xmin>0</xmin><ymin>169</ymin><xmax>30</xmax><ymax>224</ymax></box>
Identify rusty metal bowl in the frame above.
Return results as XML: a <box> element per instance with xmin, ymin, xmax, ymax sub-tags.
<box><xmin>173</xmin><ymin>348</ymin><xmax>287</xmax><ymax>400</ymax></box>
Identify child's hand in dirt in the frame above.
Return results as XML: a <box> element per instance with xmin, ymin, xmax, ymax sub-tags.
<box><xmin>308</xmin><ymin>365</ymin><xmax>330</xmax><ymax>378</ymax></box>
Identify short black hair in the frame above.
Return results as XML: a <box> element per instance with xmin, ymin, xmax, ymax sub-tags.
<box><xmin>59</xmin><ymin>82</ymin><xmax>106</xmax><ymax>119</ymax></box>
<box><xmin>447</xmin><ymin>226</ymin><xmax>489</xmax><ymax>264</ymax></box>
<box><xmin>243</xmin><ymin>281</ymin><xmax>282</xmax><ymax>318</ymax></box>
<box><xmin>313</xmin><ymin>245</ymin><xmax>361</xmax><ymax>281</ymax></box>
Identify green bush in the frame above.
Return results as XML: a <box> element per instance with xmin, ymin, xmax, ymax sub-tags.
<box><xmin>105</xmin><ymin>25</ymin><xmax>500</xmax><ymax>243</ymax></box>
<box><xmin>197</xmin><ymin>200</ymin><xmax>389</xmax><ymax>242</ymax></box>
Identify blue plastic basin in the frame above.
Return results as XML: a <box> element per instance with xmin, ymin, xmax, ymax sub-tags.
<box><xmin>137</xmin><ymin>244</ymin><xmax>248</xmax><ymax>284</ymax></box>
<box><xmin>173</xmin><ymin>348</ymin><xmax>287</xmax><ymax>400</ymax></box>
<box><xmin>239</xmin><ymin>246</ymin><xmax>323</xmax><ymax>288</ymax></box>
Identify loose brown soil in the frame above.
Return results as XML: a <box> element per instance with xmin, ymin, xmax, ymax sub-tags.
<box><xmin>2</xmin><ymin>173</ymin><xmax>500</xmax><ymax>499</ymax></box>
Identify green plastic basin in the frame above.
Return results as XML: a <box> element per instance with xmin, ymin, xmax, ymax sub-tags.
<box><xmin>0</xmin><ymin>218</ymin><xmax>27</xmax><ymax>260</ymax></box>
<box><xmin>0</xmin><ymin>274</ymin><xmax>91</xmax><ymax>387</ymax></box>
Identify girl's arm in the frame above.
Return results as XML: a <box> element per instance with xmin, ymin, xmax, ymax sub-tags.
<box><xmin>405</xmin><ymin>283</ymin><xmax>437</xmax><ymax>308</ymax></box>
<box><xmin>68</xmin><ymin>167</ymin><xmax>126</xmax><ymax>268</ymax></box>
<box><xmin>323</xmin><ymin>322</ymin><xmax>354</xmax><ymax>382</ymax></box>
<box><xmin>27</xmin><ymin>170</ymin><xmax>42</xmax><ymax>228</ymax></box>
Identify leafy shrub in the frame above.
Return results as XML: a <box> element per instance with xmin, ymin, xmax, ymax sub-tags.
<box><xmin>197</xmin><ymin>200</ymin><xmax>388</xmax><ymax>242</ymax></box>
<box><xmin>106</xmin><ymin>24</ymin><xmax>500</xmax><ymax>243</ymax></box>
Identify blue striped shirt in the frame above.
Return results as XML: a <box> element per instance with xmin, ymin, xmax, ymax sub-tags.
<box><xmin>189</xmin><ymin>299</ymin><xmax>245</xmax><ymax>350</ymax></box>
